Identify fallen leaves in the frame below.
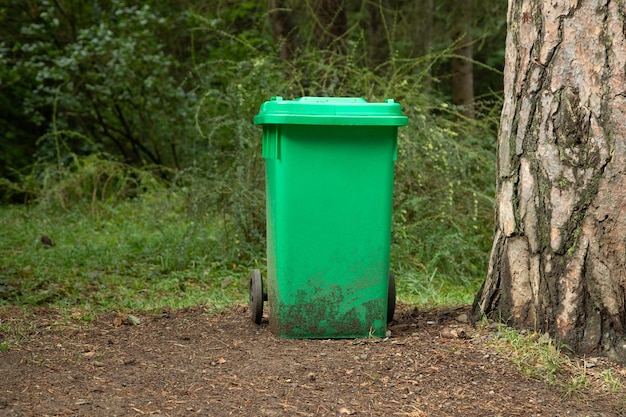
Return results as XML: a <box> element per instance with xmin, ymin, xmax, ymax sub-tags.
<box><xmin>113</xmin><ymin>314</ymin><xmax>142</xmax><ymax>327</ymax></box>
<box><xmin>439</xmin><ymin>326</ymin><xmax>470</xmax><ymax>340</ymax></box>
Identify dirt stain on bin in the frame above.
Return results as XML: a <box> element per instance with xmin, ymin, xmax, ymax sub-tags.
<box><xmin>273</xmin><ymin>285</ymin><xmax>385</xmax><ymax>338</ymax></box>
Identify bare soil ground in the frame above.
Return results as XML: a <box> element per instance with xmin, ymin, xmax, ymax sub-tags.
<box><xmin>1</xmin><ymin>304</ymin><xmax>625</xmax><ymax>417</ymax></box>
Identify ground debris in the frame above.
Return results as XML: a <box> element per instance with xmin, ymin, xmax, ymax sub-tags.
<box><xmin>0</xmin><ymin>303</ymin><xmax>623</xmax><ymax>417</ymax></box>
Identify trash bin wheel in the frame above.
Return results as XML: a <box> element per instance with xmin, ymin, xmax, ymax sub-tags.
<box><xmin>249</xmin><ymin>269</ymin><xmax>264</xmax><ymax>325</ymax></box>
<box><xmin>387</xmin><ymin>271</ymin><xmax>396</xmax><ymax>324</ymax></box>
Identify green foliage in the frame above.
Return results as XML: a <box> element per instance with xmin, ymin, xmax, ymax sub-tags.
<box><xmin>169</xmin><ymin>37</ymin><xmax>497</xmax><ymax>303</ymax></box>
<box><xmin>188</xmin><ymin>1</ymin><xmax>271</xmax><ymax>62</ymax></box>
<box><xmin>1</xmin><ymin>152</ymin><xmax>164</xmax><ymax>212</ymax></box>
<box><xmin>1</xmin><ymin>0</ymin><xmax>504</xmax><ymax>311</ymax></box>
<box><xmin>392</xmin><ymin>93</ymin><xmax>497</xmax><ymax>289</ymax></box>
<box><xmin>0</xmin><ymin>42</ymin><xmax>41</xmax><ymax>180</ymax></box>
<box><xmin>397</xmin><ymin>270</ymin><xmax>482</xmax><ymax>307</ymax></box>
<box><xmin>4</xmin><ymin>0</ymin><xmax>200</xmax><ymax>168</ymax></box>
<box><xmin>488</xmin><ymin>325</ymin><xmax>626</xmax><ymax>398</ymax></box>
<box><xmin>493</xmin><ymin>326</ymin><xmax>563</xmax><ymax>385</ymax></box>
<box><xmin>0</xmin><ymin>195</ymin><xmax>246</xmax><ymax>312</ymax></box>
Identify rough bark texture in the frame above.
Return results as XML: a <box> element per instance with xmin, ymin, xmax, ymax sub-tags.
<box><xmin>473</xmin><ymin>0</ymin><xmax>626</xmax><ymax>362</ymax></box>
<box><xmin>268</xmin><ymin>0</ymin><xmax>298</xmax><ymax>60</ymax></box>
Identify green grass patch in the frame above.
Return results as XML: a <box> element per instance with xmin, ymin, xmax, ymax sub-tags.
<box><xmin>0</xmin><ymin>308</ymin><xmax>39</xmax><ymax>351</ymax></box>
<box><xmin>488</xmin><ymin>324</ymin><xmax>626</xmax><ymax>398</ymax></box>
<box><xmin>396</xmin><ymin>270</ymin><xmax>482</xmax><ymax>307</ymax></box>
<box><xmin>0</xmin><ymin>193</ymin><xmax>481</xmax><ymax>315</ymax></box>
<box><xmin>0</xmin><ymin>193</ymin><xmax>248</xmax><ymax>314</ymax></box>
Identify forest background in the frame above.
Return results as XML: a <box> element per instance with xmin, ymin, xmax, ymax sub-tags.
<box><xmin>0</xmin><ymin>0</ymin><xmax>506</xmax><ymax>312</ymax></box>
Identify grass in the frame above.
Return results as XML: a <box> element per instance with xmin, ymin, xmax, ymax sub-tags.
<box><xmin>0</xmin><ymin>42</ymin><xmax>498</xmax><ymax>317</ymax></box>
<box><xmin>0</xmin><ymin>179</ymin><xmax>485</xmax><ymax>315</ymax></box>
<box><xmin>0</xmin><ymin>308</ymin><xmax>39</xmax><ymax>351</ymax></box>
<box><xmin>0</xmin><ymin>148</ymin><xmax>491</xmax><ymax>353</ymax></box>
<box><xmin>2</xmin><ymin>192</ymin><xmax>624</xmax><ymax>402</ymax></box>
<box><xmin>397</xmin><ymin>269</ymin><xmax>482</xmax><ymax>307</ymax></box>
<box><xmin>487</xmin><ymin>323</ymin><xmax>626</xmax><ymax>398</ymax></box>
<box><xmin>0</xmin><ymin>192</ymin><xmax>248</xmax><ymax>315</ymax></box>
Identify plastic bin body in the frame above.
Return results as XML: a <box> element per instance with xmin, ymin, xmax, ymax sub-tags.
<box><xmin>255</xmin><ymin>97</ymin><xmax>407</xmax><ymax>338</ymax></box>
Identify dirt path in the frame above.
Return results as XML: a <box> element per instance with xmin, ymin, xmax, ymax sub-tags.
<box><xmin>1</xmin><ymin>304</ymin><xmax>623</xmax><ymax>416</ymax></box>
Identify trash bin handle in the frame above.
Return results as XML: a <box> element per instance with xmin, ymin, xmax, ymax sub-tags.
<box><xmin>392</xmin><ymin>131</ymin><xmax>398</xmax><ymax>162</ymax></box>
<box><xmin>262</xmin><ymin>125</ymin><xmax>281</xmax><ymax>160</ymax></box>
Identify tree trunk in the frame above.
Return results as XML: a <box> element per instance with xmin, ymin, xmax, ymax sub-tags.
<box><xmin>410</xmin><ymin>0</ymin><xmax>433</xmax><ymax>91</ymax></box>
<box><xmin>366</xmin><ymin>0</ymin><xmax>390</xmax><ymax>72</ymax></box>
<box><xmin>268</xmin><ymin>0</ymin><xmax>298</xmax><ymax>60</ymax></box>
<box><xmin>412</xmin><ymin>0</ymin><xmax>433</xmax><ymax>58</ymax></box>
<box><xmin>473</xmin><ymin>0</ymin><xmax>626</xmax><ymax>363</ymax></box>
<box><xmin>451</xmin><ymin>0</ymin><xmax>474</xmax><ymax>118</ymax></box>
<box><xmin>312</xmin><ymin>0</ymin><xmax>347</xmax><ymax>54</ymax></box>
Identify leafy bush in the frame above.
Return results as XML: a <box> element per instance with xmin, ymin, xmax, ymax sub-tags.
<box><xmin>189</xmin><ymin>32</ymin><xmax>498</xmax><ymax>282</ymax></box>
<box><xmin>10</xmin><ymin>0</ymin><xmax>200</xmax><ymax>168</ymax></box>
<box><xmin>1</xmin><ymin>1</ymin><xmax>500</xmax><ymax>309</ymax></box>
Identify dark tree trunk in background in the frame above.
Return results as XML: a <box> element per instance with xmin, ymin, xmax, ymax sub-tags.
<box><xmin>268</xmin><ymin>0</ymin><xmax>298</xmax><ymax>60</ymax></box>
<box><xmin>411</xmin><ymin>0</ymin><xmax>433</xmax><ymax>91</ymax></box>
<box><xmin>451</xmin><ymin>0</ymin><xmax>474</xmax><ymax>118</ymax></box>
<box><xmin>473</xmin><ymin>0</ymin><xmax>626</xmax><ymax>363</ymax></box>
<box><xmin>312</xmin><ymin>0</ymin><xmax>347</xmax><ymax>54</ymax></box>
<box><xmin>412</xmin><ymin>0</ymin><xmax>433</xmax><ymax>58</ymax></box>
<box><xmin>366</xmin><ymin>0</ymin><xmax>391</xmax><ymax>71</ymax></box>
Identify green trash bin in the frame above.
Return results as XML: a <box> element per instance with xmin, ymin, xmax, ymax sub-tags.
<box><xmin>250</xmin><ymin>96</ymin><xmax>408</xmax><ymax>338</ymax></box>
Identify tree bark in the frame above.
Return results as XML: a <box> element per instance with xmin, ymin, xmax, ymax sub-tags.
<box><xmin>473</xmin><ymin>0</ymin><xmax>626</xmax><ymax>363</ymax></box>
<box><xmin>268</xmin><ymin>0</ymin><xmax>298</xmax><ymax>60</ymax></box>
<box><xmin>451</xmin><ymin>0</ymin><xmax>474</xmax><ymax>118</ymax></box>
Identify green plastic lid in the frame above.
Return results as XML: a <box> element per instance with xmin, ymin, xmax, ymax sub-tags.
<box><xmin>254</xmin><ymin>96</ymin><xmax>408</xmax><ymax>126</ymax></box>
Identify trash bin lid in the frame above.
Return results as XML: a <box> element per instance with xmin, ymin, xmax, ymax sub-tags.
<box><xmin>254</xmin><ymin>96</ymin><xmax>408</xmax><ymax>126</ymax></box>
